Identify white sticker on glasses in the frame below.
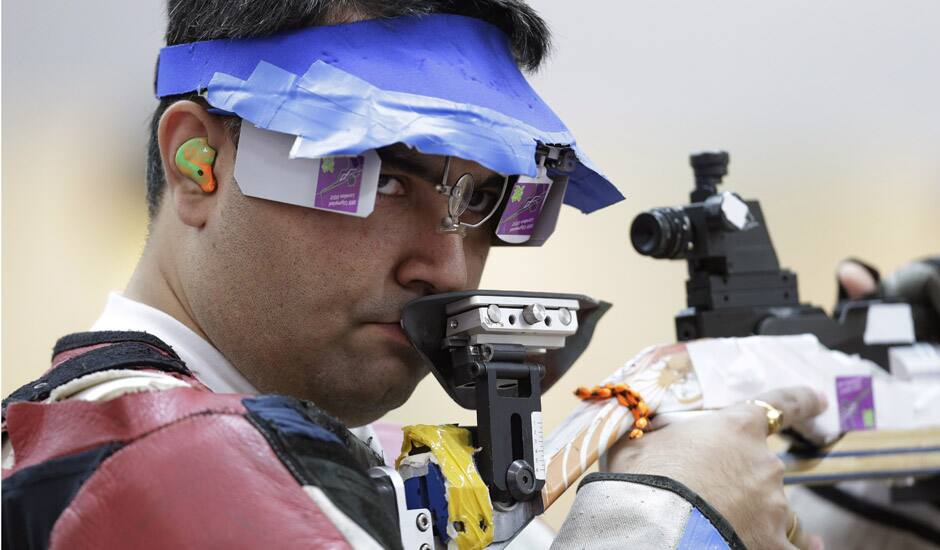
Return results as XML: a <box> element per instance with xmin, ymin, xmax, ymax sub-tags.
<box><xmin>234</xmin><ymin>124</ymin><xmax>380</xmax><ymax>218</ymax></box>
<box><xmin>495</xmin><ymin>165</ymin><xmax>553</xmax><ymax>244</ymax></box>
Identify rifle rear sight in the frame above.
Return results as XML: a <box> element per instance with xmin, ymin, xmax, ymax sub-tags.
<box><xmin>629</xmin><ymin>151</ymin><xmax>923</xmax><ymax>369</ymax></box>
<box><xmin>630</xmin><ymin>152</ymin><xmax>801</xmax><ymax>338</ymax></box>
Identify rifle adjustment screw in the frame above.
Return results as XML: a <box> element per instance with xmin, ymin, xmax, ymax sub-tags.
<box><xmin>486</xmin><ymin>304</ymin><xmax>502</xmax><ymax>324</ymax></box>
<box><xmin>522</xmin><ymin>303</ymin><xmax>547</xmax><ymax>325</ymax></box>
<box><xmin>416</xmin><ymin>512</ymin><xmax>431</xmax><ymax>532</ymax></box>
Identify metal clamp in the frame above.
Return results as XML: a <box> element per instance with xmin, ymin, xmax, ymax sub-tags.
<box><xmin>368</xmin><ymin>466</ymin><xmax>435</xmax><ymax>550</ymax></box>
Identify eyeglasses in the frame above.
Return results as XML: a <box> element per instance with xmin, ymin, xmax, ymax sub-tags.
<box><xmin>436</xmin><ymin>156</ymin><xmax>510</xmax><ymax>235</ymax></box>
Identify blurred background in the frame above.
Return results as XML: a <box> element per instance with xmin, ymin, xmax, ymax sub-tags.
<box><xmin>3</xmin><ymin>0</ymin><xmax>938</xmax><ymax>531</ymax></box>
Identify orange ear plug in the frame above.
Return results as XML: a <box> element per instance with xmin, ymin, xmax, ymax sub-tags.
<box><xmin>176</xmin><ymin>137</ymin><xmax>217</xmax><ymax>193</ymax></box>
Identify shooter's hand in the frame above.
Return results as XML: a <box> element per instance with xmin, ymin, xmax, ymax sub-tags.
<box><xmin>838</xmin><ymin>257</ymin><xmax>940</xmax><ymax>339</ymax></box>
<box><xmin>605</xmin><ymin>386</ymin><xmax>827</xmax><ymax>550</ymax></box>
<box><xmin>838</xmin><ymin>257</ymin><xmax>940</xmax><ymax>311</ymax></box>
<box><xmin>836</xmin><ymin>260</ymin><xmax>879</xmax><ymax>300</ymax></box>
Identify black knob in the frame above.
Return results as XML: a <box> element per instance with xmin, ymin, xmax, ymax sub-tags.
<box><xmin>506</xmin><ymin>460</ymin><xmax>537</xmax><ymax>501</ymax></box>
<box><xmin>690</xmin><ymin>151</ymin><xmax>730</xmax><ymax>201</ymax></box>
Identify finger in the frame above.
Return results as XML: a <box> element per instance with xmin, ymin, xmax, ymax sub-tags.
<box><xmin>787</xmin><ymin>513</ymin><xmax>824</xmax><ymax>550</ymax></box>
<box><xmin>751</xmin><ymin>386</ymin><xmax>828</xmax><ymax>429</ymax></box>
<box><xmin>837</xmin><ymin>260</ymin><xmax>878</xmax><ymax>299</ymax></box>
<box><xmin>797</xmin><ymin>534</ymin><xmax>825</xmax><ymax>550</ymax></box>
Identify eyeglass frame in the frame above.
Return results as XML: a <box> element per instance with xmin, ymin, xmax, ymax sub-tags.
<box><xmin>435</xmin><ymin>156</ymin><xmax>510</xmax><ymax>235</ymax></box>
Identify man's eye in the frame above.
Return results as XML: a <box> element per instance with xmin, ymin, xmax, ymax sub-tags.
<box><xmin>466</xmin><ymin>186</ymin><xmax>501</xmax><ymax>213</ymax></box>
<box><xmin>377</xmin><ymin>175</ymin><xmax>406</xmax><ymax>196</ymax></box>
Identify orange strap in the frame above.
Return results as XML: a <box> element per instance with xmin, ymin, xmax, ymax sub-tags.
<box><xmin>574</xmin><ymin>383</ymin><xmax>652</xmax><ymax>439</ymax></box>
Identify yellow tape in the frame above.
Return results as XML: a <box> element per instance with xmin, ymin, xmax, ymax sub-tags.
<box><xmin>397</xmin><ymin>425</ymin><xmax>494</xmax><ymax>550</ymax></box>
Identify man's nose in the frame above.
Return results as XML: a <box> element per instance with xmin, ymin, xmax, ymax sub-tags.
<box><xmin>395</xmin><ymin>224</ymin><xmax>471</xmax><ymax>295</ymax></box>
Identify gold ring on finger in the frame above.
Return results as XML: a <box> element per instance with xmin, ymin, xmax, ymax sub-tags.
<box><xmin>786</xmin><ymin>511</ymin><xmax>800</xmax><ymax>543</ymax></box>
<box><xmin>746</xmin><ymin>399</ymin><xmax>783</xmax><ymax>435</ymax></box>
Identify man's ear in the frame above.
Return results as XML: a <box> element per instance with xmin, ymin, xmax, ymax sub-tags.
<box><xmin>158</xmin><ymin>101</ymin><xmax>230</xmax><ymax>228</ymax></box>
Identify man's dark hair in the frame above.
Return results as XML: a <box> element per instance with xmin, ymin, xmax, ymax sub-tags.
<box><xmin>145</xmin><ymin>0</ymin><xmax>552</xmax><ymax>218</ymax></box>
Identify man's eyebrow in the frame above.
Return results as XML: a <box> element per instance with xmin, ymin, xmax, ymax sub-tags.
<box><xmin>479</xmin><ymin>173</ymin><xmax>508</xmax><ymax>188</ymax></box>
<box><xmin>377</xmin><ymin>148</ymin><xmax>443</xmax><ymax>183</ymax></box>
<box><xmin>378</xmin><ymin>147</ymin><xmax>505</xmax><ymax>186</ymax></box>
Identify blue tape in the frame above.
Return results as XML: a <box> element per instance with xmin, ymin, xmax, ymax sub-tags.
<box><xmin>209</xmin><ymin>60</ymin><xmax>621</xmax><ymax>213</ymax></box>
<box><xmin>156</xmin><ymin>15</ymin><xmax>624</xmax><ymax>214</ymax></box>
<box><xmin>242</xmin><ymin>396</ymin><xmax>344</xmax><ymax>445</ymax></box>
<box><xmin>158</xmin><ymin>15</ymin><xmax>562</xmax><ymax>131</ymax></box>
<box><xmin>676</xmin><ymin>508</ymin><xmax>731</xmax><ymax>550</ymax></box>
<box><xmin>403</xmin><ymin>462</ymin><xmax>450</xmax><ymax>543</ymax></box>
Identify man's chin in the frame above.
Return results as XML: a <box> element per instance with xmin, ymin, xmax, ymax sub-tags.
<box><xmin>279</xmin><ymin>329</ymin><xmax>430</xmax><ymax>426</ymax></box>
<box><xmin>327</xmin><ymin>359</ymin><xmax>428</xmax><ymax>427</ymax></box>
<box><xmin>330</xmin><ymin>380</ymin><xmax>421</xmax><ymax>427</ymax></box>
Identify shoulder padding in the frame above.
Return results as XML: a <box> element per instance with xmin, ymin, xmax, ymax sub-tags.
<box><xmin>4</xmin><ymin>331</ymin><xmax>198</xmax><ymax>418</ymax></box>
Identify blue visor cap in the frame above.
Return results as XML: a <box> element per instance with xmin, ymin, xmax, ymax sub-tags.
<box><xmin>156</xmin><ymin>14</ymin><xmax>623</xmax><ymax>214</ymax></box>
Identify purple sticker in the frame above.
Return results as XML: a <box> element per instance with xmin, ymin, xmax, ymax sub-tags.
<box><xmin>836</xmin><ymin>376</ymin><xmax>876</xmax><ymax>431</ymax></box>
<box><xmin>314</xmin><ymin>156</ymin><xmax>364</xmax><ymax>213</ymax></box>
<box><xmin>496</xmin><ymin>182</ymin><xmax>550</xmax><ymax>236</ymax></box>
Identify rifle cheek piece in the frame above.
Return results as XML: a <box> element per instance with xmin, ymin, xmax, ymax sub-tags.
<box><xmin>399</xmin><ymin>290</ymin><xmax>609</xmax><ymax>511</ymax></box>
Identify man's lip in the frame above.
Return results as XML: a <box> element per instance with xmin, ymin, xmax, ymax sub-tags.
<box><xmin>369</xmin><ymin>320</ymin><xmax>403</xmax><ymax>328</ymax></box>
<box><xmin>368</xmin><ymin>322</ymin><xmax>411</xmax><ymax>345</ymax></box>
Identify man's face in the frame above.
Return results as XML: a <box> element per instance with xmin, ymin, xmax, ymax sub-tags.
<box><xmin>184</xmin><ymin>137</ymin><xmax>501</xmax><ymax>426</ymax></box>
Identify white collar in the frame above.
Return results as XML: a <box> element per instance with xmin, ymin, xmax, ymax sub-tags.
<box><xmin>91</xmin><ymin>292</ymin><xmax>258</xmax><ymax>394</ymax></box>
